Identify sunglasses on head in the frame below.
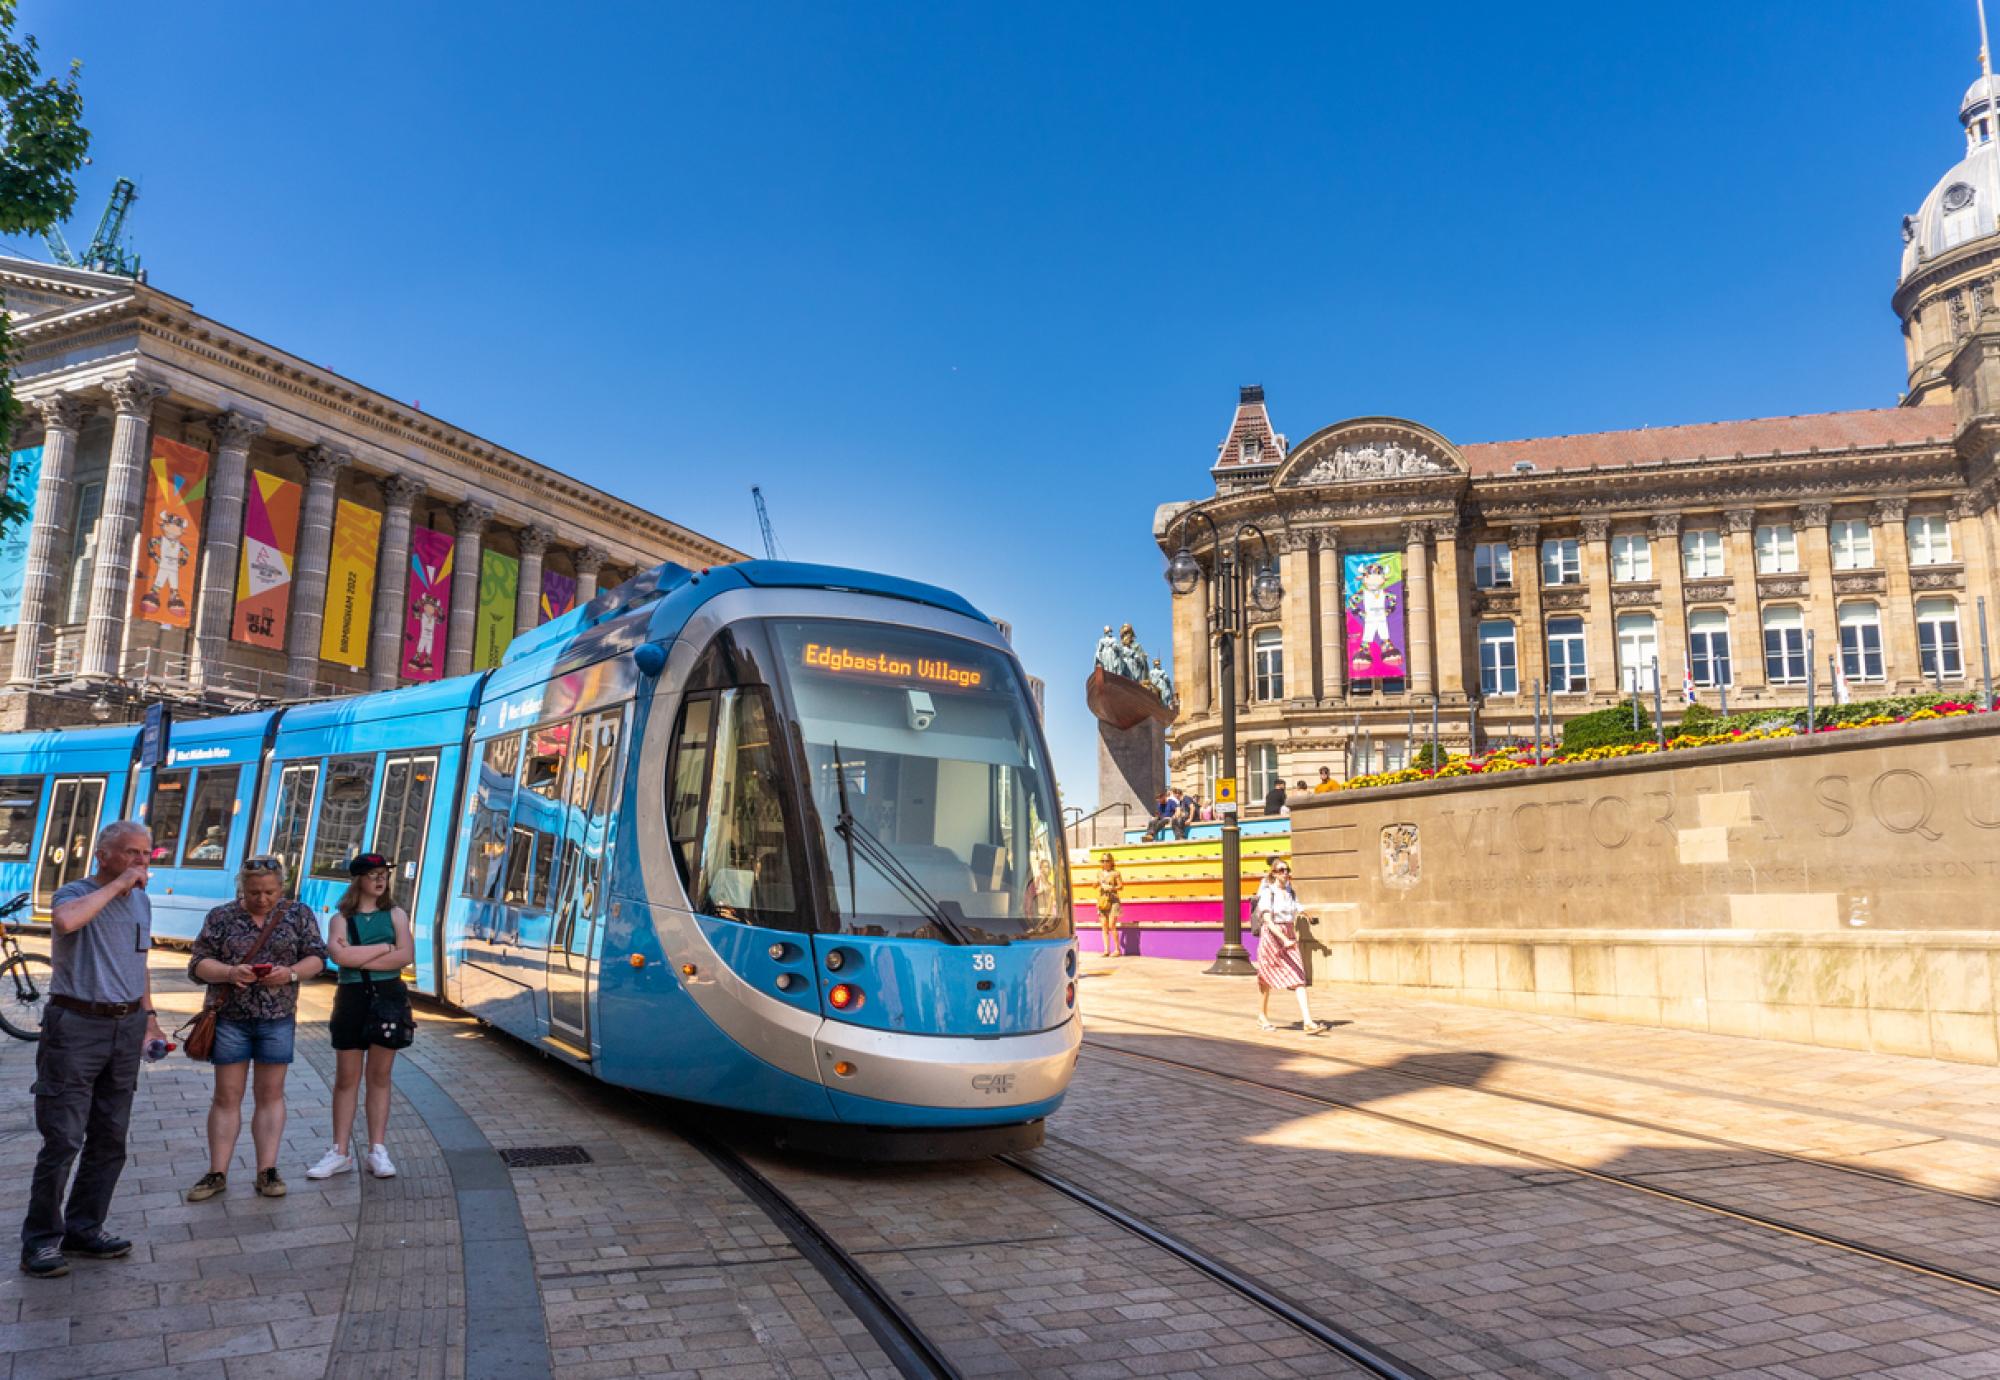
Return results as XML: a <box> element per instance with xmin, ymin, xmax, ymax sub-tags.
<box><xmin>242</xmin><ymin>856</ymin><xmax>284</xmax><ymax>872</ymax></box>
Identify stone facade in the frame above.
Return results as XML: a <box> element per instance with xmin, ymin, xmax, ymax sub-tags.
<box><xmin>0</xmin><ymin>257</ymin><xmax>739</xmax><ymax>722</ymax></box>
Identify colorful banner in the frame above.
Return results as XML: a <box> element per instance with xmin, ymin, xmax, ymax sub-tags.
<box><xmin>473</xmin><ymin>547</ymin><xmax>518</xmax><ymax>670</ymax></box>
<box><xmin>318</xmin><ymin>499</ymin><xmax>382</xmax><ymax>667</ymax></box>
<box><xmin>234</xmin><ymin>471</ymin><xmax>301</xmax><ymax>648</ymax></box>
<box><xmin>1343</xmin><ymin>550</ymin><xmax>1407</xmax><ymax>681</ymax></box>
<box><xmin>400</xmin><ymin>525</ymin><xmax>454</xmax><ymax>681</ymax></box>
<box><xmin>132</xmin><ymin>437</ymin><xmax>211</xmax><ymax>628</ymax></box>
<box><xmin>539</xmin><ymin>569</ymin><xmax>575</xmax><ymax>625</ymax></box>
<box><xmin>0</xmin><ymin>446</ymin><xmax>43</xmax><ymax>628</ymax></box>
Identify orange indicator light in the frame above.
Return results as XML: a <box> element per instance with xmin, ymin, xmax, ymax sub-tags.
<box><xmin>827</xmin><ymin>983</ymin><xmax>862</xmax><ymax>1011</ymax></box>
<box><xmin>629</xmin><ymin>954</ymin><xmax>646</xmax><ymax>969</ymax></box>
<box><xmin>833</xmin><ymin>1061</ymin><xmax>856</xmax><ymax>1077</ymax></box>
<box><xmin>681</xmin><ymin>962</ymin><xmax>699</xmax><ymax>977</ymax></box>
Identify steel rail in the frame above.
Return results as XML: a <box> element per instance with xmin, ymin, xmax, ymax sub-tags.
<box><xmin>998</xmin><ymin>1153</ymin><xmax>1436</xmax><ymax>1380</ymax></box>
<box><xmin>1084</xmin><ymin>1040</ymin><xmax>2000</xmax><ymax>1301</ymax></box>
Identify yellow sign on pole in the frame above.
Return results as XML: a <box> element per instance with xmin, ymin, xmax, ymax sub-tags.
<box><xmin>1215</xmin><ymin>777</ymin><xmax>1237</xmax><ymax>807</ymax></box>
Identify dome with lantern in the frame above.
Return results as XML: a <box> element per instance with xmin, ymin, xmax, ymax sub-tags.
<box><xmin>1901</xmin><ymin>73</ymin><xmax>2000</xmax><ymax>282</ymax></box>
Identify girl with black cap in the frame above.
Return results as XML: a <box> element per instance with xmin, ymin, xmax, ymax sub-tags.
<box><xmin>307</xmin><ymin>854</ymin><xmax>414</xmax><ymax>1181</ymax></box>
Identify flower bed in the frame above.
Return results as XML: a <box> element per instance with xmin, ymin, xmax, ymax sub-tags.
<box><xmin>1339</xmin><ymin>695</ymin><xmax>1994</xmax><ymax>793</ymax></box>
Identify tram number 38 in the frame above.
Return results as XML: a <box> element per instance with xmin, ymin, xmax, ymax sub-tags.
<box><xmin>973</xmin><ymin>953</ymin><xmax>1000</xmax><ymax>1024</ymax></box>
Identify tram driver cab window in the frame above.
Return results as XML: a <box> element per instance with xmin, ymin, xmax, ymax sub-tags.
<box><xmin>666</xmin><ymin>633</ymin><xmax>804</xmax><ymax>928</ymax></box>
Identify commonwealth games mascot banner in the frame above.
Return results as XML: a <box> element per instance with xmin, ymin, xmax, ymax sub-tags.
<box><xmin>1343</xmin><ymin>550</ymin><xmax>1406</xmax><ymax>680</ymax></box>
<box><xmin>400</xmin><ymin>526</ymin><xmax>453</xmax><ymax>681</ymax></box>
<box><xmin>233</xmin><ymin>472</ymin><xmax>301</xmax><ymax>648</ymax></box>
<box><xmin>134</xmin><ymin>437</ymin><xmax>212</xmax><ymax>628</ymax></box>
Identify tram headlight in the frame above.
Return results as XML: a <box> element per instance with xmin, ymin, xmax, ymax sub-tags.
<box><xmin>905</xmin><ymin>689</ymin><xmax>935</xmax><ymax>732</ymax></box>
<box><xmin>828</xmin><ymin>983</ymin><xmax>862</xmax><ymax>1011</ymax></box>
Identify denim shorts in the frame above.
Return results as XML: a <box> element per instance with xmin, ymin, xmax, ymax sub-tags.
<box><xmin>209</xmin><ymin>1016</ymin><xmax>297</xmax><ymax>1066</ymax></box>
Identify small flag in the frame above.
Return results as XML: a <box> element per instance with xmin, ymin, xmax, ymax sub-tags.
<box><xmin>1682</xmin><ymin>652</ymin><xmax>1697</xmax><ymax>705</ymax></box>
<box><xmin>1831</xmin><ymin>651</ymin><xmax>1852</xmax><ymax>705</ymax></box>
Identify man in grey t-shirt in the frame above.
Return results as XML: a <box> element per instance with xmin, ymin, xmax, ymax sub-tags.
<box><xmin>19</xmin><ymin>821</ymin><xmax>164</xmax><ymax>1279</ymax></box>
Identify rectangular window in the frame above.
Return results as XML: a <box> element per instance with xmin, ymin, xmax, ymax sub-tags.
<box><xmin>180</xmin><ymin>767</ymin><xmax>242</xmax><ymax>869</ymax></box>
<box><xmin>1830</xmin><ymin>519</ymin><xmax>1875</xmax><ymax>571</ymax></box>
<box><xmin>1251</xmin><ymin>627</ymin><xmax>1284</xmax><ymax>701</ymax></box>
<box><xmin>1918</xmin><ymin>597</ymin><xmax>1964</xmax><ymax>677</ymax></box>
<box><xmin>1472</xmin><ymin>542</ymin><xmax>1512</xmax><ymax>589</ymax></box>
<box><xmin>693</xmin><ymin>689</ymin><xmax>798</xmax><ymax>924</ymax></box>
<box><xmin>464</xmin><ymin>735</ymin><xmax>520</xmax><ymax>900</ymax></box>
<box><xmin>667</xmin><ymin>700</ymin><xmax>714</xmax><ymax>886</ymax></box>
<box><xmin>0</xmin><ymin>775</ymin><xmax>42</xmax><ymax>861</ymax></box>
<box><xmin>1907</xmin><ymin>514</ymin><xmax>1954</xmax><ymax>566</ymax></box>
<box><xmin>1616</xmin><ymin>613</ymin><xmax>1659</xmax><ymax>692</ymax></box>
<box><xmin>1546</xmin><ymin>616</ymin><xmax>1587</xmax><ymax>693</ymax></box>
<box><xmin>1541</xmin><ymin>537</ymin><xmax>1581</xmax><ymax>585</ymax></box>
<box><xmin>310</xmin><ymin>755</ymin><xmax>377</xmax><ymax>879</ymax></box>
<box><xmin>1762</xmin><ymin>606</ymin><xmax>1807</xmax><ymax>684</ymax></box>
<box><xmin>1755</xmin><ymin>524</ymin><xmax>1798</xmax><ymax>574</ymax></box>
<box><xmin>145</xmin><ymin>769</ymin><xmax>190</xmax><ymax>865</ymax></box>
<box><xmin>1686</xmin><ymin>609</ymin><xmax>1732</xmax><ymax>687</ymax></box>
<box><xmin>1681</xmin><ymin>528</ymin><xmax>1725</xmax><ymax>579</ymax></box>
<box><xmin>1246</xmin><ymin>744</ymin><xmax>1279</xmax><ymax>804</ymax></box>
<box><xmin>267</xmin><ymin>762</ymin><xmax>320</xmax><ymax>895</ymax></box>
<box><xmin>1478</xmin><ymin>620</ymin><xmax>1517</xmax><ymax>696</ymax></box>
<box><xmin>1610</xmin><ymin>534</ymin><xmax>1652</xmax><ymax>583</ymax></box>
<box><xmin>371</xmin><ymin>755</ymin><xmax>438</xmax><ymax>891</ymax></box>
<box><xmin>62</xmin><ymin>480</ymin><xmax>104</xmax><ymax>627</ymax></box>
<box><xmin>1838</xmin><ymin>602</ymin><xmax>1884</xmax><ymax>682</ymax></box>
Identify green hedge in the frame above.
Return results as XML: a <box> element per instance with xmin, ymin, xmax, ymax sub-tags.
<box><xmin>1560</xmin><ymin>698</ymin><xmax>1653</xmax><ymax>753</ymax></box>
<box><xmin>1413</xmin><ymin>740</ymin><xmax>1450</xmax><ymax>770</ymax></box>
<box><xmin>1681</xmin><ymin>691</ymin><xmax>1952</xmax><ymax>737</ymax></box>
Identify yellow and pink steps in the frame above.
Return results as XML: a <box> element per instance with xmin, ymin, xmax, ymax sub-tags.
<box><xmin>1070</xmin><ymin>818</ymin><xmax>1290</xmax><ymax>959</ymax></box>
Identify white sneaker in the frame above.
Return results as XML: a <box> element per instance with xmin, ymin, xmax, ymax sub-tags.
<box><xmin>367</xmin><ymin>1144</ymin><xmax>396</xmax><ymax>1178</ymax></box>
<box><xmin>306</xmin><ymin>1149</ymin><xmax>354</xmax><ymax>1180</ymax></box>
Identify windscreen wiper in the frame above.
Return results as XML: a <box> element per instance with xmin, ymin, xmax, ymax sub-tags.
<box><xmin>829</xmin><ymin>742</ymin><xmax>975</xmax><ymax>946</ymax></box>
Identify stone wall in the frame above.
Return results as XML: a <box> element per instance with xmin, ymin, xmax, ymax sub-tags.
<box><xmin>1289</xmin><ymin>715</ymin><xmax>2000</xmax><ymax>1062</ymax></box>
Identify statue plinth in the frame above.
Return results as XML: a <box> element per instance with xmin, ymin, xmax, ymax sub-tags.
<box><xmin>1086</xmin><ymin>665</ymin><xmax>1177</xmax><ymax>731</ymax></box>
<box><xmin>1096</xmin><ymin>715</ymin><xmax>1166</xmax><ymax>850</ymax></box>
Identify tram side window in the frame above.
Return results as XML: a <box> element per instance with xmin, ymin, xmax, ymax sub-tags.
<box><xmin>686</xmin><ymin>688</ymin><xmax>799</xmax><ymax>927</ymax></box>
<box><xmin>667</xmin><ymin>699</ymin><xmax>713</xmax><ymax>884</ymax></box>
<box><xmin>463</xmin><ymin>735</ymin><xmax>520</xmax><ymax>901</ymax></box>
<box><xmin>310</xmin><ymin>755</ymin><xmax>377</xmax><ymax>879</ymax></box>
<box><xmin>372</xmin><ymin>755</ymin><xmax>437</xmax><ymax>885</ymax></box>
<box><xmin>0</xmin><ymin>775</ymin><xmax>42</xmax><ymax>860</ymax></box>
<box><xmin>567</xmin><ymin>709</ymin><xmax>624</xmax><ymax>918</ymax></box>
<box><xmin>516</xmin><ymin>722</ymin><xmax>571</xmax><ymax>908</ymax></box>
<box><xmin>180</xmin><ymin>767</ymin><xmax>242</xmax><ymax>868</ymax></box>
<box><xmin>146</xmin><ymin>769</ymin><xmax>191</xmax><ymax>864</ymax></box>
<box><xmin>268</xmin><ymin>763</ymin><xmax>321</xmax><ymax>893</ymax></box>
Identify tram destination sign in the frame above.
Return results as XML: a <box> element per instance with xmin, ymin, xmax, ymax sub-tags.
<box><xmin>798</xmin><ymin>641</ymin><xmax>986</xmax><ymax>691</ymax></box>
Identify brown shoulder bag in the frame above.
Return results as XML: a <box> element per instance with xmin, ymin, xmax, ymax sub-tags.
<box><xmin>180</xmin><ymin>906</ymin><xmax>287</xmax><ymax>1061</ymax></box>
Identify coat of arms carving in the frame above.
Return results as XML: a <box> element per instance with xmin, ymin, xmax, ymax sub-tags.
<box><xmin>1381</xmin><ymin>823</ymin><xmax>1421</xmax><ymax>889</ymax></box>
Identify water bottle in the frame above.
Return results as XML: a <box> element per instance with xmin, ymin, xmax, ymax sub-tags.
<box><xmin>143</xmin><ymin>1037</ymin><xmax>171</xmax><ymax>1062</ymax></box>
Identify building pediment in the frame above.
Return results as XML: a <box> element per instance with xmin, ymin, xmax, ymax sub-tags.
<box><xmin>1274</xmin><ymin>416</ymin><xmax>1466</xmax><ymax>489</ymax></box>
<box><xmin>0</xmin><ymin>259</ymin><xmax>139</xmax><ymax>323</ymax></box>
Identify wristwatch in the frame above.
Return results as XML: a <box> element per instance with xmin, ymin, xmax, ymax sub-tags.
<box><xmin>288</xmin><ymin>970</ymin><xmax>299</xmax><ymax>985</ymax></box>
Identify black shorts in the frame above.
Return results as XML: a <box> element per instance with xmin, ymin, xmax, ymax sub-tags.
<box><xmin>330</xmin><ymin>978</ymin><xmax>409</xmax><ymax>1051</ymax></box>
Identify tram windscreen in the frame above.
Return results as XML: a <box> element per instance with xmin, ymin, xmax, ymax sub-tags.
<box><xmin>770</xmin><ymin>620</ymin><xmax>1069</xmax><ymax>942</ymax></box>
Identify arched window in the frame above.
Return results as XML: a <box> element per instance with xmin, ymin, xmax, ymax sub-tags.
<box><xmin>1686</xmin><ymin>608</ymin><xmax>1732</xmax><ymax>687</ymax></box>
<box><xmin>1546</xmin><ymin>617</ymin><xmax>1587</xmax><ymax>694</ymax></box>
<box><xmin>1838</xmin><ymin>602</ymin><xmax>1883</xmax><ymax>683</ymax></box>
<box><xmin>1478</xmin><ymin>620</ymin><xmax>1516</xmax><ymax>696</ymax></box>
<box><xmin>1762</xmin><ymin>605</ymin><xmax>1807</xmax><ymax>685</ymax></box>
<box><xmin>1246</xmin><ymin>744</ymin><xmax>1279</xmax><ymax>805</ymax></box>
<box><xmin>1616</xmin><ymin>613</ymin><xmax>1658</xmax><ymax>693</ymax></box>
<box><xmin>1251</xmin><ymin>626</ymin><xmax>1284</xmax><ymax>701</ymax></box>
<box><xmin>1917</xmin><ymin>598</ymin><xmax>1964</xmax><ymax>678</ymax></box>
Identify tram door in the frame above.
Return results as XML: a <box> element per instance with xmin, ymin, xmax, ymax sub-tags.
<box><xmin>371</xmin><ymin>754</ymin><xmax>436</xmax><ymax>934</ymax></box>
<box><xmin>546</xmin><ymin>708</ymin><xmax>623</xmax><ymax>1048</ymax></box>
<box><xmin>35</xmin><ymin>777</ymin><xmax>105</xmax><ymax>910</ymax></box>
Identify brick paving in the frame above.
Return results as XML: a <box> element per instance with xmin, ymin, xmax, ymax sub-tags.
<box><xmin>9</xmin><ymin>950</ymin><xmax>2000</xmax><ymax>1376</ymax></box>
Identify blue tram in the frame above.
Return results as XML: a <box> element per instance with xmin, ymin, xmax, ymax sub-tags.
<box><xmin>7</xmin><ymin>562</ymin><xmax>1077</xmax><ymax>1145</ymax></box>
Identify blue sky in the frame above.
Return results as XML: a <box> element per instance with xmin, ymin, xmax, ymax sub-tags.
<box><xmin>18</xmin><ymin>2</ymin><xmax>1984</xmax><ymax>804</ymax></box>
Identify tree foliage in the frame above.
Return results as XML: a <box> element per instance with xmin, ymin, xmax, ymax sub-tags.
<box><xmin>0</xmin><ymin>0</ymin><xmax>89</xmax><ymax>530</ymax></box>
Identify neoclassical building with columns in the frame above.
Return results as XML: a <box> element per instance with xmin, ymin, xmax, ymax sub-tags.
<box><xmin>0</xmin><ymin>255</ymin><xmax>738</xmax><ymax>727</ymax></box>
<box><xmin>1158</xmin><ymin>68</ymin><xmax>2000</xmax><ymax>800</ymax></box>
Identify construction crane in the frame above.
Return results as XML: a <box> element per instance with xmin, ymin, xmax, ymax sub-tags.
<box><xmin>45</xmin><ymin>177</ymin><xmax>142</xmax><ymax>277</ymax></box>
<box><xmin>750</xmin><ymin>485</ymin><xmax>781</xmax><ymax>560</ymax></box>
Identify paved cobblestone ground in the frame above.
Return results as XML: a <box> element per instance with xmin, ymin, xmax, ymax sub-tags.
<box><xmin>7</xmin><ymin>951</ymin><xmax>2000</xmax><ymax>1376</ymax></box>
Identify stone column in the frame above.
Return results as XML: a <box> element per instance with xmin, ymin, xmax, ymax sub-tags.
<box><xmin>1978</xmin><ymin>497</ymin><xmax>2000</xmax><ymax>644</ymax></box>
<box><xmin>1278</xmin><ymin>534</ymin><xmax>1313</xmax><ymax>702</ymax></box>
<box><xmin>573</xmin><ymin>544</ymin><xmax>609</xmax><ymax>605</ymax></box>
<box><xmin>280</xmin><ymin>446</ymin><xmax>352</xmax><ymax>695</ymax></box>
<box><xmin>1875</xmin><ymin>497</ymin><xmax>1917</xmax><ymax>687</ymax></box>
<box><xmin>79</xmin><ymin>374</ymin><xmax>169</xmax><ymax>681</ymax></box>
<box><xmin>1510</xmin><ymin>522</ymin><xmax>1543</xmax><ymax>697</ymax></box>
<box><xmin>1954</xmin><ymin>495</ymin><xmax>1997</xmax><ymax>667</ymax></box>
<box><xmin>1581</xmin><ymin>515</ymin><xmax>1616</xmax><ymax>699</ymax></box>
<box><xmin>1798</xmin><ymin>503</ymin><xmax>1837</xmax><ymax>691</ymax></box>
<box><xmin>445</xmin><ymin>500</ymin><xmax>493</xmax><ymax>678</ymax></box>
<box><xmin>1402</xmin><ymin>522</ymin><xmax>1433</xmax><ymax>696</ymax></box>
<box><xmin>189</xmin><ymin>411</ymin><xmax>265</xmax><ymax>688</ymax></box>
<box><xmin>1651</xmin><ymin>514</ymin><xmax>1685</xmax><ymax>696</ymax></box>
<box><xmin>1726</xmin><ymin>508</ymin><xmax>1765</xmax><ymax>693</ymax></box>
<box><xmin>368</xmin><ymin>473</ymin><xmax>424</xmax><ymax>690</ymax></box>
<box><xmin>1317</xmin><ymin>531</ymin><xmax>1343</xmax><ymax>701</ymax></box>
<box><xmin>514</xmin><ymin>524</ymin><xmax>554</xmax><ymax>635</ymax></box>
<box><xmin>9</xmin><ymin>394</ymin><xmax>89</xmax><ymax>684</ymax></box>
<box><xmin>1170</xmin><ymin>559</ymin><xmax>1204</xmax><ymax>717</ymax></box>
<box><xmin>1429</xmin><ymin>520</ymin><xmax>1466</xmax><ymax>698</ymax></box>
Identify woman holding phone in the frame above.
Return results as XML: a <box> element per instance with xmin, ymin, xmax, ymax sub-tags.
<box><xmin>184</xmin><ymin>856</ymin><xmax>326</xmax><ymax>1202</ymax></box>
<box><xmin>309</xmin><ymin>854</ymin><xmax>414</xmax><ymax>1181</ymax></box>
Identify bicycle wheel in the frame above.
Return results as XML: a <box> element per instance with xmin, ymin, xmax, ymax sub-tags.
<box><xmin>0</xmin><ymin>952</ymin><xmax>54</xmax><ymax>1040</ymax></box>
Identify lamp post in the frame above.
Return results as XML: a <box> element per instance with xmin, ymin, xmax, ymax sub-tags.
<box><xmin>1165</xmin><ymin>510</ymin><xmax>1281</xmax><ymax>978</ymax></box>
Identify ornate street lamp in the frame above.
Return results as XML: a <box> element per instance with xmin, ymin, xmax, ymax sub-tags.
<box><xmin>1163</xmin><ymin>509</ymin><xmax>1281</xmax><ymax>977</ymax></box>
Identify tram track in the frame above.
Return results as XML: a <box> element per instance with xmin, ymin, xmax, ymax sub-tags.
<box><xmin>1082</xmin><ymin>1038</ymin><xmax>2000</xmax><ymax>1303</ymax></box>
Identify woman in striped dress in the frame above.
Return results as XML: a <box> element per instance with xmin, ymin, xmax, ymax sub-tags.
<box><xmin>1253</xmin><ymin>861</ymin><xmax>1324</xmax><ymax>1033</ymax></box>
